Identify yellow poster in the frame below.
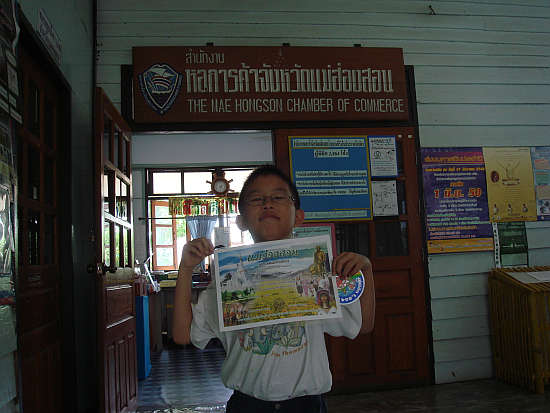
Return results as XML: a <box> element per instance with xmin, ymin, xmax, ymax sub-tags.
<box><xmin>483</xmin><ymin>147</ymin><xmax>537</xmax><ymax>222</ymax></box>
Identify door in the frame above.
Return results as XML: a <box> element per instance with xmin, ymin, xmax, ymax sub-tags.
<box><xmin>274</xmin><ymin>128</ymin><xmax>431</xmax><ymax>390</ymax></box>
<box><xmin>16</xmin><ymin>41</ymin><xmax>68</xmax><ymax>413</ymax></box>
<box><xmin>94</xmin><ymin>87</ymin><xmax>137</xmax><ymax>412</ymax></box>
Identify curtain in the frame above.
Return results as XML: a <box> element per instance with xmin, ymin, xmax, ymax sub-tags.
<box><xmin>187</xmin><ymin>216</ymin><xmax>217</xmax><ymax>241</ymax></box>
<box><xmin>187</xmin><ymin>216</ymin><xmax>217</xmax><ymax>272</ymax></box>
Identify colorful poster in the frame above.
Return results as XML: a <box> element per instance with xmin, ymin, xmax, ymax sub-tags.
<box><xmin>214</xmin><ymin>235</ymin><xmax>341</xmax><ymax>332</ymax></box>
<box><xmin>289</xmin><ymin>136</ymin><xmax>372</xmax><ymax>221</ymax></box>
<box><xmin>483</xmin><ymin>147</ymin><xmax>537</xmax><ymax>222</ymax></box>
<box><xmin>368</xmin><ymin>136</ymin><xmax>397</xmax><ymax>177</ymax></box>
<box><xmin>493</xmin><ymin>222</ymin><xmax>528</xmax><ymax>268</ymax></box>
<box><xmin>530</xmin><ymin>146</ymin><xmax>550</xmax><ymax>220</ymax></box>
<box><xmin>421</xmin><ymin>148</ymin><xmax>493</xmax><ymax>253</ymax></box>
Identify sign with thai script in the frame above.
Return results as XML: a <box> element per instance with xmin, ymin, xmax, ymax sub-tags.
<box><xmin>132</xmin><ymin>46</ymin><xmax>408</xmax><ymax>123</ymax></box>
<box><xmin>289</xmin><ymin>136</ymin><xmax>372</xmax><ymax>221</ymax></box>
<box><xmin>369</xmin><ymin>136</ymin><xmax>397</xmax><ymax>177</ymax></box>
<box><xmin>214</xmin><ymin>235</ymin><xmax>341</xmax><ymax>331</ymax></box>
<box><xmin>421</xmin><ymin>147</ymin><xmax>493</xmax><ymax>254</ymax></box>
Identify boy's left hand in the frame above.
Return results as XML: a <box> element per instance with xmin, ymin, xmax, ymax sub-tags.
<box><xmin>332</xmin><ymin>252</ymin><xmax>371</xmax><ymax>278</ymax></box>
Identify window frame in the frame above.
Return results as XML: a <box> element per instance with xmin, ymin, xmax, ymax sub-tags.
<box><xmin>145</xmin><ymin>165</ymin><xmax>258</xmax><ymax>271</ymax></box>
<box><xmin>150</xmin><ymin>199</ymin><xmax>179</xmax><ymax>270</ymax></box>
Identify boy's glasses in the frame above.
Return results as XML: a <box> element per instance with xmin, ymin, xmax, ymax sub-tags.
<box><xmin>245</xmin><ymin>194</ymin><xmax>295</xmax><ymax>207</ymax></box>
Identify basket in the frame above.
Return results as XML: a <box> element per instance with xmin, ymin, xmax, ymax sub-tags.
<box><xmin>488</xmin><ymin>266</ymin><xmax>550</xmax><ymax>394</ymax></box>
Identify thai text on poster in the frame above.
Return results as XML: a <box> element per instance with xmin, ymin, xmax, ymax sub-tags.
<box><xmin>421</xmin><ymin>148</ymin><xmax>493</xmax><ymax>253</ymax></box>
<box><xmin>214</xmin><ymin>235</ymin><xmax>341</xmax><ymax>332</ymax></box>
<box><xmin>289</xmin><ymin>136</ymin><xmax>372</xmax><ymax>221</ymax></box>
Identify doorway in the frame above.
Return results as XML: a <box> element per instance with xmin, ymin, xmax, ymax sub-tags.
<box><xmin>134</xmin><ymin>151</ymin><xmax>260</xmax><ymax>409</ymax></box>
<box><xmin>133</xmin><ymin>127</ymin><xmax>429</xmax><ymax>409</ymax></box>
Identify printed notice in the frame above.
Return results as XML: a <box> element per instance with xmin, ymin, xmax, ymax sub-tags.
<box><xmin>483</xmin><ymin>147</ymin><xmax>537</xmax><ymax>222</ymax></box>
<box><xmin>530</xmin><ymin>146</ymin><xmax>550</xmax><ymax>220</ymax></box>
<box><xmin>289</xmin><ymin>136</ymin><xmax>372</xmax><ymax>221</ymax></box>
<box><xmin>495</xmin><ymin>222</ymin><xmax>528</xmax><ymax>267</ymax></box>
<box><xmin>369</xmin><ymin>136</ymin><xmax>397</xmax><ymax>177</ymax></box>
<box><xmin>372</xmin><ymin>180</ymin><xmax>398</xmax><ymax>216</ymax></box>
<box><xmin>214</xmin><ymin>235</ymin><xmax>341</xmax><ymax>332</ymax></box>
<box><xmin>421</xmin><ymin>148</ymin><xmax>493</xmax><ymax>254</ymax></box>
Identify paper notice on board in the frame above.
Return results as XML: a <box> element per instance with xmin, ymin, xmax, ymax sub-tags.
<box><xmin>495</xmin><ymin>222</ymin><xmax>528</xmax><ymax>267</ymax></box>
<box><xmin>372</xmin><ymin>180</ymin><xmax>398</xmax><ymax>216</ymax></box>
<box><xmin>530</xmin><ymin>146</ymin><xmax>550</xmax><ymax>220</ymax></box>
<box><xmin>369</xmin><ymin>136</ymin><xmax>397</xmax><ymax>177</ymax></box>
<box><xmin>483</xmin><ymin>147</ymin><xmax>537</xmax><ymax>222</ymax></box>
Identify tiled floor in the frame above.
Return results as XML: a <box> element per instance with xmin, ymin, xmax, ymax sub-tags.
<box><xmin>137</xmin><ymin>343</ymin><xmax>231</xmax><ymax>411</ymax></box>
<box><xmin>137</xmin><ymin>345</ymin><xmax>550</xmax><ymax>412</ymax></box>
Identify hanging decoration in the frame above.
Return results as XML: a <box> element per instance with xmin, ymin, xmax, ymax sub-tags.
<box><xmin>168</xmin><ymin>196</ymin><xmax>239</xmax><ymax>217</ymax></box>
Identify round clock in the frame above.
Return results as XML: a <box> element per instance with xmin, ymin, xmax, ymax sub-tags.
<box><xmin>208</xmin><ymin>170</ymin><xmax>232</xmax><ymax>196</ymax></box>
<box><xmin>212</xmin><ymin>177</ymin><xmax>229</xmax><ymax>195</ymax></box>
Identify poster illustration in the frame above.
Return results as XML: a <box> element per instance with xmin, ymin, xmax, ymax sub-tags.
<box><xmin>421</xmin><ymin>148</ymin><xmax>493</xmax><ymax>253</ymax></box>
<box><xmin>530</xmin><ymin>146</ymin><xmax>550</xmax><ymax>220</ymax></box>
<box><xmin>214</xmin><ymin>235</ymin><xmax>341</xmax><ymax>332</ymax></box>
<box><xmin>289</xmin><ymin>136</ymin><xmax>372</xmax><ymax>221</ymax></box>
<box><xmin>483</xmin><ymin>147</ymin><xmax>537</xmax><ymax>222</ymax></box>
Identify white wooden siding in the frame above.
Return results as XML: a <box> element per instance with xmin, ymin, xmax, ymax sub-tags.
<box><xmin>97</xmin><ymin>0</ymin><xmax>550</xmax><ymax>384</ymax></box>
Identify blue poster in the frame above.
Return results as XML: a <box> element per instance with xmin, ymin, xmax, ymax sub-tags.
<box><xmin>289</xmin><ymin>136</ymin><xmax>372</xmax><ymax>221</ymax></box>
<box><xmin>421</xmin><ymin>147</ymin><xmax>493</xmax><ymax>253</ymax></box>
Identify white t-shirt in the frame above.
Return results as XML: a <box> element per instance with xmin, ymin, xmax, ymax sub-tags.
<box><xmin>190</xmin><ymin>284</ymin><xmax>362</xmax><ymax>401</ymax></box>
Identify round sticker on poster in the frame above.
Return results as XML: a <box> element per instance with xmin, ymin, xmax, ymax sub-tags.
<box><xmin>336</xmin><ymin>271</ymin><xmax>365</xmax><ymax>305</ymax></box>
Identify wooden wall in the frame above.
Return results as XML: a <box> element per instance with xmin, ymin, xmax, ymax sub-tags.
<box><xmin>96</xmin><ymin>0</ymin><xmax>550</xmax><ymax>384</ymax></box>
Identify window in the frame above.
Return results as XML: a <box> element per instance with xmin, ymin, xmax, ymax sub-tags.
<box><xmin>147</xmin><ymin>167</ymin><xmax>255</xmax><ymax>271</ymax></box>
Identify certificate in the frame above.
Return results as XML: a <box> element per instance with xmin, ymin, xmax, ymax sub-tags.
<box><xmin>214</xmin><ymin>235</ymin><xmax>341</xmax><ymax>332</ymax></box>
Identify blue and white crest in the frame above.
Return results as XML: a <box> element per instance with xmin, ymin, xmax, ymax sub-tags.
<box><xmin>138</xmin><ymin>63</ymin><xmax>183</xmax><ymax>115</ymax></box>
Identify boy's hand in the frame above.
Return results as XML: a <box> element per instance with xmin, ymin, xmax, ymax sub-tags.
<box><xmin>332</xmin><ymin>252</ymin><xmax>371</xmax><ymax>278</ymax></box>
<box><xmin>180</xmin><ymin>237</ymin><xmax>214</xmax><ymax>271</ymax></box>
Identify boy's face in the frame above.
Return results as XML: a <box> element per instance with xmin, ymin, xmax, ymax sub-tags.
<box><xmin>237</xmin><ymin>174</ymin><xmax>304</xmax><ymax>243</ymax></box>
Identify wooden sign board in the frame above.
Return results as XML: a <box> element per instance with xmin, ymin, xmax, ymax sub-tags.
<box><xmin>132</xmin><ymin>46</ymin><xmax>408</xmax><ymax>124</ymax></box>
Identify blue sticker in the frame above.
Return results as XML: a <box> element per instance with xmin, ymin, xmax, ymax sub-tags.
<box><xmin>337</xmin><ymin>271</ymin><xmax>365</xmax><ymax>305</ymax></box>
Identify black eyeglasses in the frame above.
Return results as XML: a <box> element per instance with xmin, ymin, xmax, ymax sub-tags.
<box><xmin>245</xmin><ymin>194</ymin><xmax>295</xmax><ymax>207</ymax></box>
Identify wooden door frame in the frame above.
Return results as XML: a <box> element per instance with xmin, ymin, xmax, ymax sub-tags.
<box><xmin>94</xmin><ymin>87</ymin><xmax>137</xmax><ymax>413</ymax></box>
<box><xmin>274</xmin><ymin>126</ymin><xmax>431</xmax><ymax>389</ymax></box>
<box><xmin>16</xmin><ymin>10</ymin><xmax>76</xmax><ymax>412</ymax></box>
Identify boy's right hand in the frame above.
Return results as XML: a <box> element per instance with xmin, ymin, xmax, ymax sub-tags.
<box><xmin>180</xmin><ymin>237</ymin><xmax>215</xmax><ymax>271</ymax></box>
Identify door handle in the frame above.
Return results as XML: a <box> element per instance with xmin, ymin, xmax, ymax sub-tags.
<box><xmin>87</xmin><ymin>263</ymin><xmax>117</xmax><ymax>274</ymax></box>
<box><xmin>102</xmin><ymin>263</ymin><xmax>117</xmax><ymax>274</ymax></box>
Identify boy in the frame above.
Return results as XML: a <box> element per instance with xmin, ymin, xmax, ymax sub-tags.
<box><xmin>173</xmin><ymin>165</ymin><xmax>375</xmax><ymax>412</ymax></box>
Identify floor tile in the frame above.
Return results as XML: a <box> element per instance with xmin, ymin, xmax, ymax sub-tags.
<box><xmin>137</xmin><ymin>346</ymin><xmax>550</xmax><ymax>412</ymax></box>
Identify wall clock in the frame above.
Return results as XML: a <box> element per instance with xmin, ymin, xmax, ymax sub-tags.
<box><xmin>207</xmin><ymin>170</ymin><xmax>232</xmax><ymax>196</ymax></box>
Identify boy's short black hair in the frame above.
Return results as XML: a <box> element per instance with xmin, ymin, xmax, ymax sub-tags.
<box><xmin>238</xmin><ymin>165</ymin><xmax>301</xmax><ymax>213</ymax></box>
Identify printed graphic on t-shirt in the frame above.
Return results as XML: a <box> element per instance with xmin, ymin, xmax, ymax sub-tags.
<box><xmin>237</xmin><ymin>322</ymin><xmax>306</xmax><ymax>356</ymax></box>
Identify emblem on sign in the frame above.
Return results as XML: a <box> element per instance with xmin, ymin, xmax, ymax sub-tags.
<box><xmin>138</xmin><ymin>63</ymin><xmax>183</xmax><ymax>115</ymax></box>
